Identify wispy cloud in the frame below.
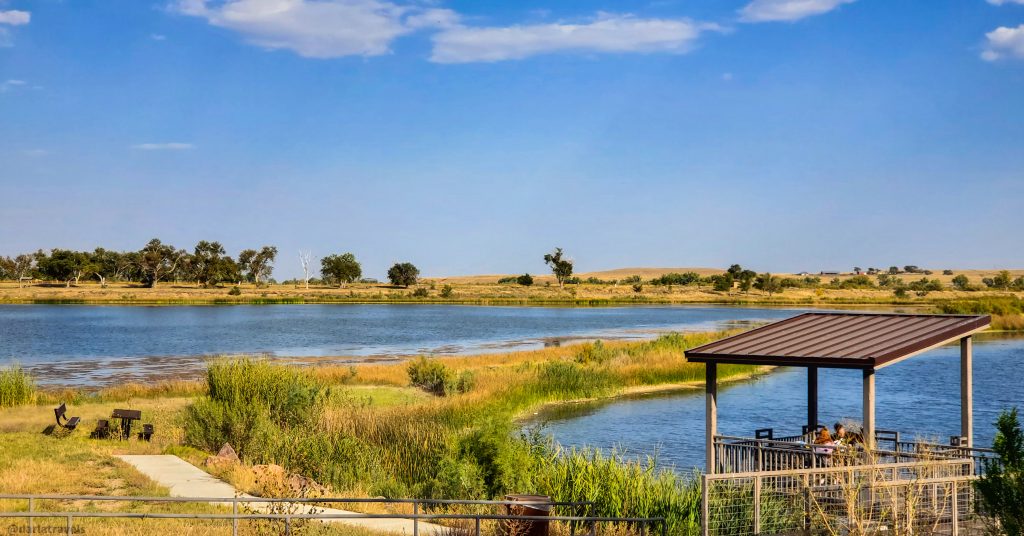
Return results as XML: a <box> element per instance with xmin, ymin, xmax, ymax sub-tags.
<box><xmin>174</xmin><ymin>0</ymin><xmax>454</xmax><ymax>58</ymax></box>
<box><xmin>430</xmin><ymin>13</ymin><xmax>719</xmax><ymax>64</ymax></box>
<box><xmin>739</xmin><ymin>0</ymin><xmax>855</xmax><ymax>23</ymax></box>
<box><xmin>0</xmin><ymin>9</ymin><xmax>30</xmax><ymax>25</ymax></box>
<box><xmin>131</xmin><ymin>142</ymin><xmax>195</xmax><ymax>150</ymax></box>
<box><xmin>982</xmin><ymin>24</ymin><xmax>1024</xmax><ymax>61</ymax></box>
<box><xmin>151</xmin><ymin>33</ymin><xmax>167</xmax><ymax>41</ymax></box>
<box><xmin>1</xmin><ymin>79</ymin><xmax>27</xmax><ymax>92</ymax></box>
<box><xmin>22</xmin><ymin>148</ymin><xmax>49</xmax><ymax>157</ymax></box>
<box><xmin>987</xmin><ymin>0</ymin><xmax>1024</xmax><ymax>5</ymax></box>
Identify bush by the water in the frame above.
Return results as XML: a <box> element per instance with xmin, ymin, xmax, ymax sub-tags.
<box><xmin>184</xmin><ymin>359</ymin><xmax>328</xmax><ymax>458</ymax></box>
<box><xmin>0</xmin><ymin>365</ymin><xmax>36</xmax><ymax>407</ymax></box>
<box><xmin>937</xmin><ymin>296</ymin><xmax>1024</xmax><ymax>330</ymax></box>
<box><xmin>407</xmin><ymin>357</ymin><xmax>474</xmax><ymax>396</ymax></box>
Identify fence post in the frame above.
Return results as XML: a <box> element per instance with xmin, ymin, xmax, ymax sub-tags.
<box><xmin>951</xmin><ymin>480</ymin><xmax>959</xmax><ymax>536</ymax></box>
<box><xmin>701</xmin><ymin>473</ymin><xmax>711</xmax><ymax>536</ymax></box>
<box><xmin>802</xmin><ymin>473</ymin><xmax>811</xmax><ymax>536</ymax></box>
<box><xmin>753</xmin><ymin>475</ymin><xmax>762</xmax><ymax>535</ymax></box>
<box><xmin>28</xmin><ymin>497</ymin><xmax>33</xmax><ymax>536</ymax></box>
<box><xmin>285</xmin><ymin>515</ymin><xmax>292</xmax><ymax>536</ymax></box>
<box><xmin>66</xmin><ymin>515</ymin><xmax>72</xmax><ymax>536</ymax></box>
<box><xmin>476</xmin><ymin>516</ymin><xmax>481</xmax><ymax>536</ymax></box>
<box><xmin>413</xmin><ymin>500</ymin><xmax>419</xmax><ymax>536</ymax></box>
<box><xmin>232</xmin><ymin>499</ymin><xmax>238</xmax><ymax>536</ymax></box>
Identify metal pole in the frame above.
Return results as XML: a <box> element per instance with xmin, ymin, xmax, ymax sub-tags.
<box><xmin>706</xmin><ymin>363</ymin><xmax>718</xmax><ymax>474</ymax></box>
<box><xmin>961</xmin><ymin>336</ymin><xmax>973</xmax><ymax>448</ymax></box>
<box><xmin>808</xmin><ymin>366</ymin><xmax>818</xmax><ymax>435</ymax></box>
<box><xmin>66</xmin><ymin>515</ymin><xmax>72</xmax><ymax>536</ymax></box>
<box><xmin>951</xmin><ymin>480</ymin><xmax>959</xmax><ymax>536</ymax></box>
<box><xmin>862</xmin><ymin>368</ymin><xmax>876</xmax><ymax>451</ymax></box>
<box><xmin>232</xmin><ymin>499</ymin><xmax>238</xmax><ymax>536</ymax></box>
<box><xmin>753</xmin><ymin>475</ymin><xmax>762</xmax><ymax>535</ymax></box>
<box><xmin>413</xmin><ymin>500</ymin><xmax>419</xmax><ymax>536</ymax></box>
<box><xmin>285</xmin><ymin>515</ymin><xmax>291</xmax><ymax>536</ymax></box>
<box><xmin>476</xmin><ymin>516</ymin><xmax>481</xmax><ymax>536</ymax></box>
<box><xmin>28</xmin><ymin>497</ymin><xmax>33</xmax><ymax>535</ymax></box>
<box><xmin>701</xmin><ymin>473</ymin><xmax>710</xmax><ymax>536</ymax></box>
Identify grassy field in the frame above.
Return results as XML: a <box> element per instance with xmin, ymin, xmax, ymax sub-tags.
<box><xmin>0</xmin><ymin>330</ymin><xmax>761</xmax><ymax>535</ymax></box>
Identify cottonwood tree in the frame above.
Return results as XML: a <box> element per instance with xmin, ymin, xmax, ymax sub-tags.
<box><xmin>543</xmin><ymin>248</ymin><xmax>574</xmax><ymax>288</ymax></box>
<box><xmin>387</xmin><ymin>262</ymin><xmax>419</xmax><ymax>288</ymax></box>
<box><xmin>11</xmin><ymin>254</ymin><xmax>34</xmax><ymax>287</ymax></box>
<box><xmin>321</xmin><ymin>252</ymin><xmax>361</xmax><ymax>287</ymax></box>
<box><xmin>952</xmin><ymin>274</ymin><xmax>972</xmax><ymax>291</ymax></box>
<box><xmin>137</xmin><ymin>238</ymin><xmax>186</xmax><ymax>288</ymax></box>
<box><xmin>754</xmin><ymin>272</ymin><xmax>783</xmax><ymax>297</ymax></box>
<box><xmin>191</xmin><ymin>241</ymin><xmax>237</xmax><ymax>287</ymax></box>
<box><xmin>239</xmin><ymin>246</ymin><xmax>277</xmax><ymax>287</ymax></box>
<box><xmin>37</xmin><ymin>249</ymin><xmax>91</xmax><ymax>287</ymax></box>
<box><xmin>298</xmin><ymin>250</ymin><xmax>313</xmax><ymax>289</ymax></box>
<box><xmin>90</xmin><ymin>248</ymin><xmax>121</xmax><ymax>287</ymax></box>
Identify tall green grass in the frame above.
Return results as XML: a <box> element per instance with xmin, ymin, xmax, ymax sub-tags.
<box><xmin>0</xmin><ymin>365</ymin><xmax>36</xmax><ymax>407</ymax></box>
<box><xmin>937</xmin><ymin>296</ymin><xmax>1024</xmax><ymax>330</ymax></box>
<box><xmin>182</xmin><ymin>332</ymin><xmax>766</xmax><ymax>534</ymax></box>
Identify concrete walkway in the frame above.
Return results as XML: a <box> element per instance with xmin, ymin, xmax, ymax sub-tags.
<box><xmin>117</xmin><ymin>455</ymin><xmax>446</xmax><ymax>535</ymax></box>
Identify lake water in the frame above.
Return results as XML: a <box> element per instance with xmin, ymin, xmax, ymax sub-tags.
<box><xmin>526</xmin><ymin>333</ymin><xmax>1024</xmax><ymax>471</ymax></box>
<box><xmin>0</xmin><ymin>304</ymin><xmax>806</xmax><ymax>386</ymax></box>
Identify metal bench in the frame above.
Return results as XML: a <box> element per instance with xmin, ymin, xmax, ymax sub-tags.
<box><xmin>139</xmin><ymin>423</ymin><xmax>154</xmax><ymax>441</ymax></box>
<box><xmin>53</xmin><ymin>403</ymin><xmax>80</xmax><ymax>431</ymax></box>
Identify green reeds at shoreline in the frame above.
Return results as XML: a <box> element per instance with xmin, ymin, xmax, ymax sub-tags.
<box><xmin>0</xmin><ymin>365</ymin><xmax>36</xmax><ymax>407</ymax></box>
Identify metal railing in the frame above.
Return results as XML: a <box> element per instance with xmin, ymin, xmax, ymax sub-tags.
<box><xmin>701</xmin><ymin>458</ymin><xmax>983</xmax><ymax>536</ymax></box>
<box><xmin>714</xmin><ymin>430</ymin><xmax>996</xmax><ymax>475</ymax></box>
<box><xmin>0</xmin><ymin>494</ymin><xmax>667</xmax><ymax>536</ymax></box>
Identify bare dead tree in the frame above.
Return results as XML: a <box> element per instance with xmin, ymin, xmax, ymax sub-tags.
<box><xmin>299</xmin><ymin>250</ymin><xmax>312</xmax><ymax>290</ymax></box>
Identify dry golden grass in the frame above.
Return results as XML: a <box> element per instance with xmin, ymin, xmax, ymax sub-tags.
<box><xmin>3</xmin><ymin>267</ymin><xmax>1022</xmax><ymax>306</ymax></box>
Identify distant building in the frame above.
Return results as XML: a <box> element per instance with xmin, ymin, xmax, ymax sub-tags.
<box><xmin>820</xmin><ymin>271</ymin><xmax>841</xmax><ymax>276</ymax></box>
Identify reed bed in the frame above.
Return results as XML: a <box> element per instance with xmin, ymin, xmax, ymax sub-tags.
<box><xmin>174</xmin><ymin>330</ymin><xmax>759</xmax><ymax>536</ymax></box>
<box><xmin>0</xmin><ymin>365</ymin><xmax>36</xmax><ymax>407</ymax></box>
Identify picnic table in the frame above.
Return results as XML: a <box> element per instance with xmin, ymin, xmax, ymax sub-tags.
<box><xmin>111</xmin><ymin>409</ymin><xmax>142</xmax><ymax>440</ymax></box>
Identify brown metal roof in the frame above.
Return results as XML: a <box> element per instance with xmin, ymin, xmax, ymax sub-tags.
<box><xmin>685</xmin><ymin>312</ymin><xmax>990</xmax><ymax>369</ymax></box>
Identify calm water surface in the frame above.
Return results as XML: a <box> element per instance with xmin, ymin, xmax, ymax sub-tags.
<box><xmin>0</xmin><ymin>304</ymin><xmax>804</xmax><ymax>385</ymax></box>
<box><xmin>527</xmin><ymin>334</ymin><xmax>1024</xmax><ymax>471</ymax></box>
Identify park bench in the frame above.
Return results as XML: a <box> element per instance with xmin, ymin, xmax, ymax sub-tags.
<box><xmin>139</xmin><ymin>423</ymin><xmax>154</xmax><ymax>441</ymax></box>
<box><xmin>53</xmin><ymin>403</ymin><xmax>80</xmax><ymax>431</ymax></box>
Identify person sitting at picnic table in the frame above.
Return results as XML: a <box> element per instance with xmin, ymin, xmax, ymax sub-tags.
<box><xmin>813</xmin><ymin>426</ymin><xmax>836</xmax><ymax>455</ymax></box>
<box><xmin>834</xmin><ymin>423</ymin><xmax>848</xmax><ymax>445</ymax></box>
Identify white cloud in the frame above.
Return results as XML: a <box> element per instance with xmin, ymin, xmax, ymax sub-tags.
<box><xmin>739</xmin><ymin>0</ymin><xmax>854</xmax><ymax>23</ymax></box>
<box><xmin>22</xmin><ymin>148</ymin><xmax>49</xmax><ymax>157</ymax></box>
<box><xmin>131</xmin><ymin>142</ymin><xmax>195</xmax><ymax>150</ymax></box>
<box><xmin>175</xmin><ymin>0</ymin><xmax>453</xmax><ymax>58</ymax></box>
<box><xmin>982</xmin><ymin>24</ymin><xmax>1024</xmax><ymax>61</ymax></box>
<box><xmin>1</xmin><ymin>79</ymin><xmax>27</xmax><ymax>92</ymax></box>
<box><xmin>0</xmin><ymin>9</ymin><xmax>30</xmax><ymax>25</ymax></box>
<box><xmin>987</xmin><ymin>0</ymin><xmax>1024</xmax><ymax>5</ymax></box>
<box><xmin>151</xmin><ymin>33</ymin><xmax>167</xmax><ymax>40</ymax></box>
<box><xmin>430</xmin><ymin>13</ymin><xmax>717</xmax><ymax>64</ymax></box>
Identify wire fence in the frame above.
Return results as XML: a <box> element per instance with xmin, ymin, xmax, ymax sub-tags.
<box><xmin>0</xmin><ymin>494</ymin><xmax>668</xmax><ymax>536</ymax></box>
<box><xmin>701</xmin><ymin>458</ymin><xmax>985</xmax><ymax>536</ymax></box>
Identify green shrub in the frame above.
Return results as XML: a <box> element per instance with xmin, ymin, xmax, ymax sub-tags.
<box><xmin>574</xmin><ymin>340</ymin><xmax>614</xmax><ymax>365</ymax></box>
<box><xmin>0</xmin><ymin>365</ymin><xmax>36</xmax><ymax>408</ymax></box>
<box><xmin>408</xmin><ymin>357</ymin><xmax>452</xmax><ymax>395</ymax></box>
<box><xmin>439</xmin><ymin>284</ymin><xmax>454</xmax><ymax>298</ymax></box>
<box><xmin>206</xmin><ymin>358</ymin><xmax>327</xmax><ymax>428</ymax></box>
<box><xmin>412</xmin><ymin>287</ymin><xmax>429</xmax><ymax>298</ymax></box>
<box><xmin>228</xmin><ymin>286</ymin><xmax>241</xmax><ymax>296</ymax></box>
<box><xmin>977</xmin><ymin>408</ymin><xmax>1024</xmax><ymax>535</ymax></box>
<box><xmin>182</xmin><ymin>397</ymin><xmax>276</xmax><ymax>460</ymax></box>
<box><xmin>516</xmin><ymin>273</ymin><xmax>534</xmax><ymax>286</ymax></box>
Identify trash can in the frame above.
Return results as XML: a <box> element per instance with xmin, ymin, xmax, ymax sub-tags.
<box><xmin>503</xmin><ymin>494</ymin><xmax>552</xmax><ymax>536</ymax></box>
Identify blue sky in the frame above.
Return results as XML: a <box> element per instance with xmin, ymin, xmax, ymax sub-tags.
<box><xmin>1</xmin><ymin>0</ymin><xmax>1023</xmax><ymax>280</ymax></box>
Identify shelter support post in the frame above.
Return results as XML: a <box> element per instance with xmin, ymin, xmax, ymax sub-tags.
<box><xmin>961</xmin><ymin>336</ymin><xmax>973</xmax><ymax>448</ymax></box>
<box><xmin>807</xmin><ymin>366</ymin><xmax>818</xmax><ymax>435</ymax></box>
<box><xmin>862</xmin><ymin>368</ymin><xmax>875</xmax><ymax>450</ymax></box>
<box><xmin>706</xmin><ymin>362</ymin><xmax>718</xmax><ymax>474</ymax></box>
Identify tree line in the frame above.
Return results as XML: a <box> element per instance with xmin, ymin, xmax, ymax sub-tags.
<box><xmin>0</xmin><ymin>240</ymin><xmax>423</xmax><ymax>289</ymax></box>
